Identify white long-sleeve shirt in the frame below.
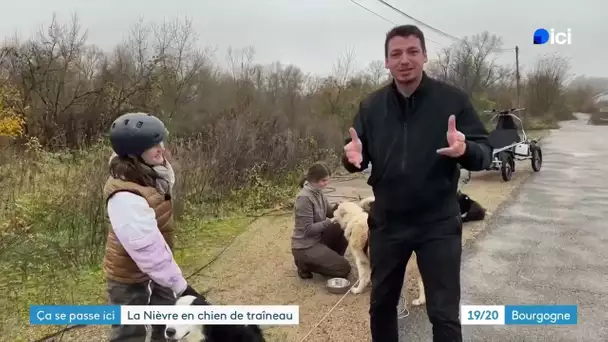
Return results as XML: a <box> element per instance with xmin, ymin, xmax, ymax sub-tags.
<box><xmin>107</xmin><ymin>191</ymin><xmax>187</xmax><ymax>295</ymax></box>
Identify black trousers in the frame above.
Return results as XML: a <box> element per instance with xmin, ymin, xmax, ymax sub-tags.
<box><xmin>368</xmin><ymin>211</ymin><xmax>463</xmax><ymax>342</ymax></box>
<box><xmin>292</xmin><ymin>222</ymin><xmax>351</xmax><ymax>278</ymax></box>
<box><xmin>107</xmin><ymin>279</ymin><xmax>176</xmax><ymax>342</ymax></box>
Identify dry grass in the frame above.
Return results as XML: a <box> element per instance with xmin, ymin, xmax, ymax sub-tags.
<box><xmin>2</xmin><ymin>214</ymin><xmax>258</xmax><ymax>342</ymax></box>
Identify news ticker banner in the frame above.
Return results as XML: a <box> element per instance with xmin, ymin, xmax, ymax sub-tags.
<box><xmin>30</xmin><ymin>305</ymin><xmax>299</xmax><ymax>325</ymax></box>
<box><xmin>461</xmin><ymin>305</ymin><xmax>577</xmax><ymax>325</ymax></box>
<box><xmin>30</xmin><ymin>304</ymin><xmax>577</xmax><ymax>326</ymax></box>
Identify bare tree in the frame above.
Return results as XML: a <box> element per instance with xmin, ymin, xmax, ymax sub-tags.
<box><xmin>332</xmin><ymin>47</ymin><xmax>356</xmax><ymax>87</ymax></box>
<box><xmin>226</xmin><ymin>46</ymin><xmax>255</xmax><ymax>81</ymax></box>
<box><xmin>262</xmin><ymin>61</ymin><xmax>305</xmax><ymax>114</ymax></box>
<box><xmin>226</xmin><ymin>46</ymin><xmax>256</xmax><ymax>110</ymax></box>
<box><xmin>524</xmin><ymin>54</ymin><xmax>572</xmax><ymax>118</ymax></box>
<box><xmin>317</xmin><ymin>49</ymin><xmax>358</xmax><ymax>116</ymax></box>
<box><xmin>427</xmin><ymin>31</ymin><xmax>508</xmax><ymax>96</ymax></box>
<box><xmin>4</xmin><ymin>13</ymin><xmax>106</xmax><ymax>147</ymax></box>
<box><xmin>364</xmin><ymin>60</ymin><xmax>388</xmax><ymax>86</ymax></box>
<box><xmin>102</xmin><ymin>18</ymin><xmax>160</xmax><ymax>116</ymax></box>
<box><xmin>150</xmin><ymin>17</ymin><xmax>214</xmax><ymax>119</ymax></box>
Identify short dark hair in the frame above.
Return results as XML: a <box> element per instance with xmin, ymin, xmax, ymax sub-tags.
<box><xmin>384</xmin><ymin>25</ymin><xmax>426</xmax><ymax>58</ymax></box>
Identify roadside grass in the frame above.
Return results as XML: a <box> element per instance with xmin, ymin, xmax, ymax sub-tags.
<box><xmin>0</xmin><ymin>144</ymin><xmax>302</xmax><ymax>342</ymax></box>
<box><xmin>0</xmin><ymin>213</ymin><xmax>259</xmax><ymax>342</ymax></box>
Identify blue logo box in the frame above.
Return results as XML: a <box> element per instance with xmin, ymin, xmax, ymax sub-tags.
<box><xmin>30</xmin><ymin>305</ymin><xmax>121</xmax><ymax>325</ymax></box>
<box><xmin>505</xmin><ymin>305</ymin><xmax>577</xmax><ymax>325</ymax></box>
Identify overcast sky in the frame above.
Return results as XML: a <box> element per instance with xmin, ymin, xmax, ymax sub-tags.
<box><xmin>2</xmin><ymin>0</ymin><xmax>606</xmax><ymax>79</ymax></box>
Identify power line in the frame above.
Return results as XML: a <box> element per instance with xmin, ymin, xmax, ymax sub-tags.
<box><xmin>367</xmin><ymin>0</ymin><xmax>514</xmax><ymax>53</ymax></box>
<box><xmin>376</xmin><ymin>0</ymin><xmax>462</xmax><ymax>42</ymax></box>
<box><xmin>350</xmin><ymin>0</ymin><xmax>521</xmax><ymax>103</ymax></box>
<box><xmin>348</xmin><ymin>0</ymin><xmax>443</xmax><ymax>47</ymax></box>
<box><xmin>376</xmin><ymin>0</ymin><xmax>514</xmax><ymax>52</ymax></box>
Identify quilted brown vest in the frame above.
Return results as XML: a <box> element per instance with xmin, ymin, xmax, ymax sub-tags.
<box><xmin>102</xmin><ymin>177</ymin><xmax>174</xmax><ymax>284</ymax></box>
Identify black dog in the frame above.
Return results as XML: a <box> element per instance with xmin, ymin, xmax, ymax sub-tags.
<box><xmin>458</xmin><ymin>191</ymin><xmax>486</xmax><ymax>223</ymax></box>
<box><xmin>165</xmin><ymin>292</ymin><xmax>265</xmax><ymax>342</ymax></box>
<box><xmin>354</xmin><ymin>194</ymin><xmax>485</xmax><ymax>224</ymax></box>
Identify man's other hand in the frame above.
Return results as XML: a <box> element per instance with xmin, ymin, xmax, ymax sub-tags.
<box><xmin>345</xmin><ymin>127</ymin><xmax>363</xmax><ymax>168</ymax></box>
<box><xmin>437</xmin><ymin>115</ymin><xmax>466</xmax><ymax>158</ymax></box>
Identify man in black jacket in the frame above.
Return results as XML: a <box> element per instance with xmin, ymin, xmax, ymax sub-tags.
<box><xmin>342</xmin><ymin>25</ymin><xmax>492</xmax><ymax>342</ymax></box>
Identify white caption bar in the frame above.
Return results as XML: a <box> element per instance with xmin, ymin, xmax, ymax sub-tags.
<box><xmin>120</xmin><ymin>305</ymin><xmax>299</xmax><ymax>325</ymax></box>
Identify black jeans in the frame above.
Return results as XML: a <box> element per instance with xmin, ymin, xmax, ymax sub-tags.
<box><xmin>368</xmin><ymin>211</ymin><xmax>463</xmax><ymax>342</ymax></box>
<box><xmin>107</xmin><ymin>279</ymin><xmax>176</xmax><ymax>342</ymax></box>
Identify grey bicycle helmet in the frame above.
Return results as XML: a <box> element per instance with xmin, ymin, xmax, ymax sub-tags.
<box><xmin>109</xmin><ymin>112</ymin><xmax>166</xmax><ymax>157</ymax></box>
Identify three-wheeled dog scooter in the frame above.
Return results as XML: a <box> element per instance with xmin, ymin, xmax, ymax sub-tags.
<box><xmin>483</xmin><ymin>108</ymin><xmax>543</xmax><ymax>181</ymax></box>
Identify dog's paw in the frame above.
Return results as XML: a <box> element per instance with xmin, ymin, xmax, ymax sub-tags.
<box><xmin>412</xmin><ymin>298</ymin><xmax>426</xmax><ymax>306</ymax></box>
<box><xmin>351</xmin><ymin>287</ymin><xmax>363</xmax><ymax>294</ymax></box>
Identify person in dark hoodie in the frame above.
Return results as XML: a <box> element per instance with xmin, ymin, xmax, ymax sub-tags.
<box><xmin>342</xmin><ymin>25</ymin><xmax>492</xmax><ymax>342</ymax></box>
<box><xmin>291</xmin><ymin>162</ymin><xmax>351</xmax><ymax>280</ymax></box>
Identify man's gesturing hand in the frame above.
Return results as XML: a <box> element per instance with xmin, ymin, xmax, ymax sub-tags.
<box><xmin>344</xmin><ymin>127</ymin><xmax>363</xmax><ymax>168</ymax></box>
<box><xmin>437</xmin><ymin>115</ymin><xmax>466</xmax><ymax>157</ymax></box>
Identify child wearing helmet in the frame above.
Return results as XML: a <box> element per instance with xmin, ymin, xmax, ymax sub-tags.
<box><xmin>104</xmin><ymin>112</ymin><xmax>198</xmax><ymax>342</ymax></box>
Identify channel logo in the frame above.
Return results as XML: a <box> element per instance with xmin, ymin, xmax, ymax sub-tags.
<box><xmin>533</xmin><ymin>28</ymin><xmax>572</xmax><ymax>45</ymax></box>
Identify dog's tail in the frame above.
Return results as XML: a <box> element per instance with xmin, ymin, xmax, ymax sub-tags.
<box><xmin>358</xmin><ymin>196</ymin><xmax>375</xmax><ymax>213</ymax></box>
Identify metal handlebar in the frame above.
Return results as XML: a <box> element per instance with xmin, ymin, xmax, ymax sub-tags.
<box><xmin>482</xmin><ymin>108</ymin><xmax>526</xmax><ymax>115</ymax></box>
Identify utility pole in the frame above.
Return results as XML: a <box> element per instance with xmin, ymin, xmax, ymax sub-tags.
<box><xmin>515</xmin><ymin>46</ymin><xmax>521</xmax><ymax>106</ymax></box>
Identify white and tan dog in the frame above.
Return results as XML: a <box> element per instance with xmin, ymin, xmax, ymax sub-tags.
<box><xmin>331</xmin><ymin>196</ymin><xmax>426</xmax><ymax>307</ymax></box>
<box><xmin>331</xmin><ymin>200</ymin><xmax>371</xmax><ymax>294</ymax></box>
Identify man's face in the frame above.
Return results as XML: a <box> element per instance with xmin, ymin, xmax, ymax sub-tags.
<box><xmin>385</xmin><ymin>35</ymin><xmax>427</xmax><ymax>84</ymax></box>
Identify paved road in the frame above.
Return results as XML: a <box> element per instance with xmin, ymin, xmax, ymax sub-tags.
<box><xmin>399</xmin><ymin>114</ymin><xmax>608</xmax><ymax>341</ymax></box>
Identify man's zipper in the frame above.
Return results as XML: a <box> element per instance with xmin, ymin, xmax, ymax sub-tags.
<box><xmin>400</xmin><ymin>96</ymin><xmax>412</xmax><ymax>174</ymax></box>
<box><xmin>401</xmin><ymin>120</ymin><xmax>408</xmax><ymax>173</ymax></box>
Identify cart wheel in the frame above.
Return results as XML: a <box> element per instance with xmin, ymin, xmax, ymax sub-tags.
<box><xmin>500</xmin><ymin>152</ymin><xmax>514</xmax><ymax>181</ymax></box>
<box><xmin>531</xmin><ymin>144</ymin><xmax>542</xmax><ymax>172</ymax></box>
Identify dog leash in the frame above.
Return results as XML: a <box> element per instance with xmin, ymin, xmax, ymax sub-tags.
<box><xmin>298</xmin><ymin>279</ymin><xmax>361</xmax><ymax>342</ymax></box>
<box><xmin>398</xmin><ymin>295</ymin><xmax>411</xmax><ymax>319</ymax></box>
<box><xmin>298</xmin><ymin>280</ymin><xmax>410</xmax><ymax>341</ymax></box>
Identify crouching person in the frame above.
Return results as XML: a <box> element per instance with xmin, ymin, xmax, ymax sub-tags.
<box><xmin>291</xmin><ymin>162</ymin><xmax>351</xmax><ymax>279</ymax></box>
<box><xmin>104</xmin><ymin>112</ymin><xmax>199</xmax><ymax>342</ymax></box>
